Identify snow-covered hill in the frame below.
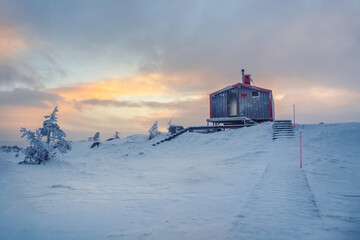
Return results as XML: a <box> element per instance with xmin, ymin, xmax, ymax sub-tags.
<box><xmin>0</xmin><ymin>122</ymin><xmax>359</xmax><ymax>240</ymax></box>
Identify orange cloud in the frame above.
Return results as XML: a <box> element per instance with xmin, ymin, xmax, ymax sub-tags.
<box><xmin>0</xmin><ymin>24</ymin><xmax>27</xmax><ymax>63</ymax></box>
<box><xmin>49</xmin><ymin>71</ymin><xmax>221</xmax><ymax>102</ymax></box>
<box><xmin>50</xmin><ymin>74</ymin><xmax>171</xmax><ymax>101</ymax></box>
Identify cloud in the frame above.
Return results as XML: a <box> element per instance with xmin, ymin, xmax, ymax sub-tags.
<box><xmin>51</xmin><ymin>74</ymin><xmax>171</xmax><ymax>100</ymax></box>
<box><xmin>2</xmin><ymin>1</ymin><xmax>359</xmax><ymax>92</ymax></box>
<box><xmin>73</xmin><ymin>96</ymin><xmax>206</xmax><ymax>110</ymax></box>
<box><xmin>0</xmin><ymin>22</ymin><xmax>67</xmax><ymax>89</ymax></box>
<box><xmin>274</xmin><ymin>85</ymin><xmax>360</xmax><ymax>122</ymax></box>
<box><xmin>0</xmin><ymin>23</ymin><xmax>26</xmax><ymax>63</ymax></box>
<box><xmin>308</xmin><ymin>86</ymin><xmax>360</xmax><ymax>109</ymax></box>
<box><xmin>50</xmin><ymin>72</ymin><xmax>216</xmax><ymax>103</ymax></box>
<box><xmin>0</xmin><ymin>53</ymin><xmax>68</xmax><ymax>90</ymax></box>
<box><xmin>72</xmin><ymin>98</ymin><xmax>140</xmax><ymax>111</ymax></box>
<box><xmin>0</xmin><ymin>88</ymin><xmax>63</xmax><ymax>107</ymax></box>
<box><xmin>118</xmin><ymin>1</ymin><xmax>360</xmax><ymax>91</ymax></box>
<box><xmin>131</xmin><ymin>97</ymin><xmax>209</xmax><ymax>132</ymax></box>
<box><xmin>65</xmin><ymin>95</ymin><xmax>209</xmax><ymax>136</ymax></box>
<box><xmin>0</xmin><ymin>62</ymin><xmax>43</xmax><ymax>89</ymax></box>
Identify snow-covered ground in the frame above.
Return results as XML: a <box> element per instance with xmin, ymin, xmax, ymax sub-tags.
<box><xmin>0</xmin><ymin>122</ymin><xmax>359</xmax><ymax>240</ymax></box>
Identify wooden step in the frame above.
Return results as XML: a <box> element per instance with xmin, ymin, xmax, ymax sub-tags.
<box><xmin>272</xmin><ymin>120</ymin><xmax>294</xmax><ymax>140</ymax></box>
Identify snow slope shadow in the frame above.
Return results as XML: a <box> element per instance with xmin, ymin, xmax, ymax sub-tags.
<box><xmin>226</xmin><ymin>137</ymin><xmax>324</xmax><ymax>240</ymax></box>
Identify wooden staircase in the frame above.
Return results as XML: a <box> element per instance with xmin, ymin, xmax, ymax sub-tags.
<box><xmin>272</xmin><ymin>120</ymin><xmax>294</xmax><ymax>139</ymax></box>
<box><xmin>152</xmin><ymin>128</ymin><xmax>189</xmax><ymax>146</ymax></box>
<box><xmin>153</xmin><ymin>124</ymin><xmax>255</xmax><ymax>146</ymax></box>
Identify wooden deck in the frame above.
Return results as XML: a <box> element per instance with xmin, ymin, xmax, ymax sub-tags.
<box><xmin>206</xmin><ymin>117</ymin><xmax>256</xmax><ymax>126</ymax></box>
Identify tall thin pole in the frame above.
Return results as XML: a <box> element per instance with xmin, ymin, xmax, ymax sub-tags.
<box><xmin>300</xmin><ymin>132</ymin><xmax>302</xmax><ymax>168</ymax></box>
<box><xmin>293</xmin><ymin>104</ymin><xmax>296</xmax><ymax>128</ymax></box>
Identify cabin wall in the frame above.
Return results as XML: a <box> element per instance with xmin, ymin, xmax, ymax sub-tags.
<box><xmin>238</xmin><ymin>86</ymin><xmax>271</xmax><ymax>120</ymax></box>
<box><xmin>212</xmin><ymin>92</ymin><xmax>227</xmax><ymax>118</ymax></box>
<box><xmin>211</xmin><ymin>86</ymin><xmax>273</xmax><ymax>120</ymax></box>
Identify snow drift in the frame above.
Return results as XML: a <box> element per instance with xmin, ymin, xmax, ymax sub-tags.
<box><xmin>0</xmin><ymin>122</ymin><xmax>359</xmax><ymax>239</ymax></box>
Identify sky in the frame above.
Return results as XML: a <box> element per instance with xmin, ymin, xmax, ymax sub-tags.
<box><xmin>0</xmin><ymin>0</ymin><xmax>359</xmax><ymax>145</ymax></box>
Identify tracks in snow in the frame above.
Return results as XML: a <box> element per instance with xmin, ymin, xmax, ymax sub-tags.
<box><xmin>227</xmin><ymin>139</ymin><xmax>323</xmax><ymax>240</ymax></box>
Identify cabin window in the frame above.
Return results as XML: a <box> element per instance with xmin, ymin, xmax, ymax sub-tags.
<box><xmin>252</xmin><ymin>91</ymin><xmax>260</xmax><ymax>98</ymax></box>
<box><xmin>228</xmin><ymin>92</ymin><xmax>237</xmax><ymax>117</ymax></box>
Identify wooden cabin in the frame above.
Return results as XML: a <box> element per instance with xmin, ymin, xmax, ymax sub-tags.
<box><xmin>208</xmin><ymin>69</ymin><xmax>275</xmax><ymax>125</ymax></box>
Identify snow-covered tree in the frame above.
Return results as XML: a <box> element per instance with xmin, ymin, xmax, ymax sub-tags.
<box><xmin>53</xmin><ymin>138</ymin><xmax>72</xmax><ymax>154</ymax></box>
<box><xmin>19</xmin><ymin>106</ymin><xmax>71</xmax><ymax>164</ymax></box>
<box><xmin>167</xmin><ymin>119</ymin><xmax>184</xmax><ymax>135</ymax></box>
<box><xmin>20</xmin><ymin>128</ymin><xmax>49</xmax><ymax>164</ymax></box>
<box><xmin>167</xmin><ymin>119</ymin><xmax>172</xmax><ymax>131</ymax></box>
<box><xmin>92</xmin><ymin>132</ymin><xmax>100</xmax><ymax>141</ymax></box>
<box><xmin>39</xmin><ymin>107</ymin><xmax>67</xmax><ymax>146</ymax></box>
<box><xmin>105</xmin><ymin>131</ymin><xmax>120</xmax><ymax>142</ymax></box>
<box><xmin>148</xmin><ymin>121</ymin><xmax>160</xmax><ymax>140</ymax></box>
<box><xmin>114</xmin><ymin>131</ymin><xmax>120</xmax><ymax>139</ymax></box>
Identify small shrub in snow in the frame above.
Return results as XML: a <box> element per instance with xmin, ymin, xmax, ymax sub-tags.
<box><xmin>88</xmin><ymin>132</ymin><xmax>100</xmax><ymax>141</ymax></box>
<box><xmin>92</xmin><ymin>132</ymin><xmax>100</xmax><ymax>141</ymax></box>
<box><xmin>19</xmin><ymin>106</ymin><xmax>71</xmax><ymax>164</ymax></box>
<box><xmin>0</xmin><ymin>145</ymin><xmax>21</xmax><ymax>153</ymax></box>
<box><xmin>106</xmin><ymin>131</ymin><xmax>120</xmax><ymax>141</ymax></box>
<box><xmin>148</xmin><ymin>121</ymin><xmax>160</xmax><ymax>140</ymax></box>
<box><xmin>167</xmin><ymin>119</ymin><xmax>184</xmax><ymax>135</ymax></box>
<box><xmin>90</xmin><ymin>142</ymin><xmax>101</xmax><ymax>148</ymax></box>
<box><xmin>114</xmin><ymin>131</ymin><xmax>120</xmax><ymax>139</ymax></box>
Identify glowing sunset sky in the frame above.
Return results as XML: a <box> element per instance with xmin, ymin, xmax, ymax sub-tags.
<box><xmin>0</xmin><ymin>0</ymin><xmax>359</xmax><ymax>145</ymax></box>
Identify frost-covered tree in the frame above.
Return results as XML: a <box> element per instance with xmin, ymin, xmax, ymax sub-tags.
<box><xmin>39</xmin><ymin>107</ymin><xmax>67</xmax><ymax>146</ymax></box>
<box><xmin>92</xmin><ymin>132</ymin><xmax>100</xmax><ymax>141</ymax></box>
<box><xmin>20</xmin><ymin>128</ymin><xmax>49</xmax><ymax>164</ymax></box>
<box><xmin>105</xmin><ymin>131</ymin><xmax>120</xmax><ymax>142</ymax></box>
<box><xmin>53</xmin><ymin>138</ymin><xmax>72</xmax><ymax>154</ymax></box>
<box><xmin>19</xmin><ymin>106</ymin><xmax>71</xmax><ymax>164</ymax></box>
<box><xmin>167</xmin><ymin>119</ymin><xmax>184</xmax><ymax>135</ymax></box>
<box><xmin>114</xmin><ymin>131</ymin><xmax>120</xmax><ymax>139</ymax></box>
<box><xmin>167</xmin><ymin>119</ymin><xmax>172</xmax><ymax>131</ymax></box>
<box><xmin>148</xmin><ymin>121</ymin><xmax>159</xmax><ymax>140</ymax></box>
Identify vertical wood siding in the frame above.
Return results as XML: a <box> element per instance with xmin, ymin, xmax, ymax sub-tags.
<box><xmin>212</xmin><ymin>92</ymin><xmax>227</xmax><ymax>118</ymax></box>
<box><xmin>212</xmin><ymin>86</ymin><xmax>272</xmax><ymax>120</ymax></box>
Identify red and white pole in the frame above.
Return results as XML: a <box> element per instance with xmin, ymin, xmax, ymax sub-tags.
<box><xmin>300</xmin><ymin>131</ymin><xmax>302</xmax><ymax>168</ymax></box>
<box><xmin>293</xmin><ymin>104</ymin><xmax>296</xmax><ymax>128</ymax></box>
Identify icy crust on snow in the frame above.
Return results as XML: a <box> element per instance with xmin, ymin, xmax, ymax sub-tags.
<box><xmin>0</xmin><ymin>122</ymin><xmax>359</xmax><ymax>239</ymax></box>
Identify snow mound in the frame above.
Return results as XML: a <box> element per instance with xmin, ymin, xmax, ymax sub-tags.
<box><xmin>0</xmin><ymin>122</ymin><xmax>359</xmax><ymax>240</ymax></box>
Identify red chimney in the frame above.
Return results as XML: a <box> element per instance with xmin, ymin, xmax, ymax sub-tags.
<box><xmin>244</xmin><ymin>75</ymin><xmax>251</xmax><ymax>85</ymax></box>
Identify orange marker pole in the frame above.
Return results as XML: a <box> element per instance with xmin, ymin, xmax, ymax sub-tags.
<box><xmin>300</xmin><ymin>132</ymin><xmax>302</xmax><ymax>168</ymax></box>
